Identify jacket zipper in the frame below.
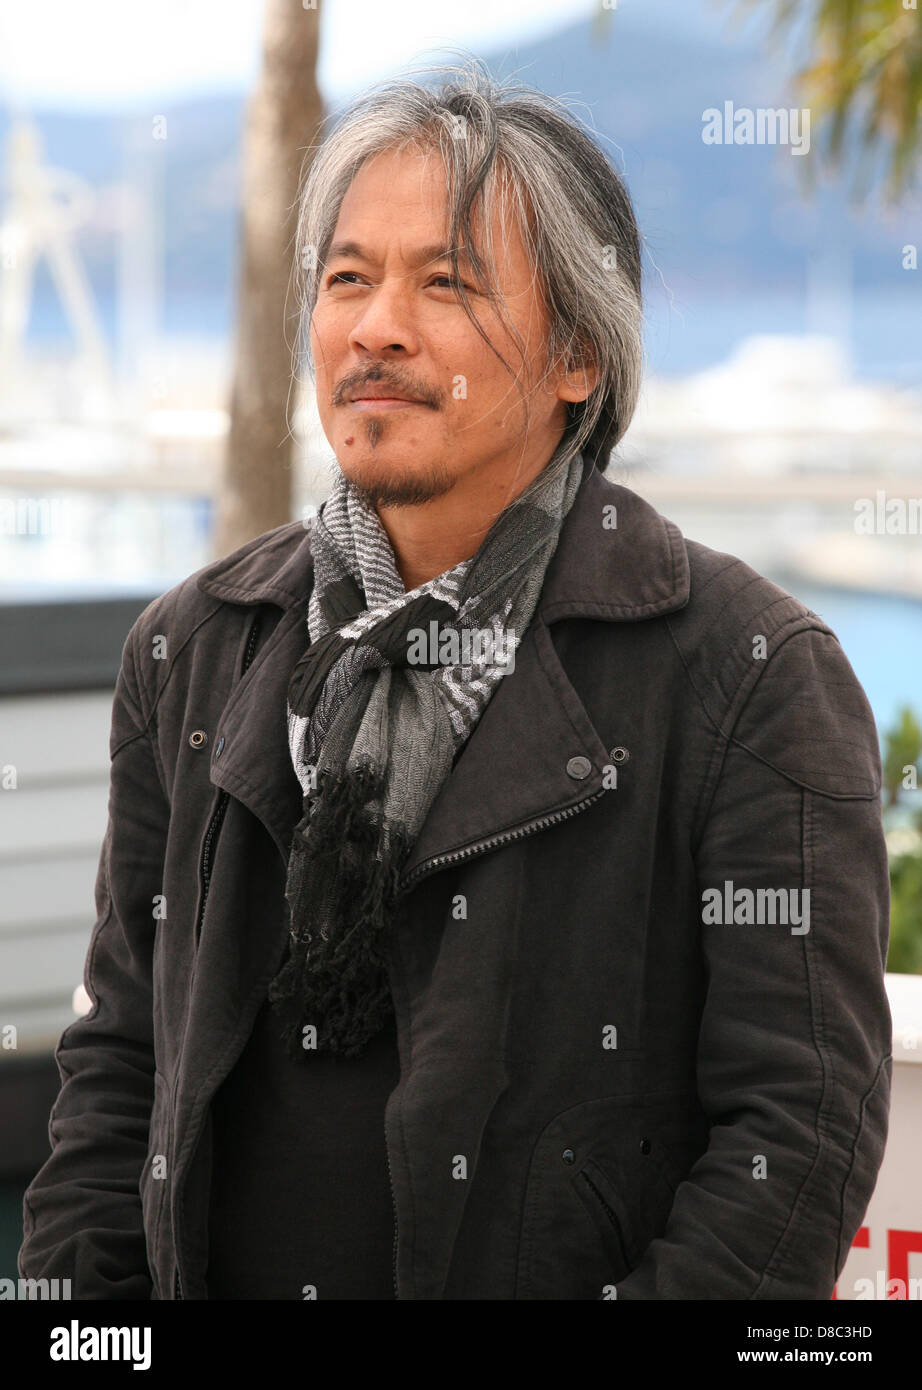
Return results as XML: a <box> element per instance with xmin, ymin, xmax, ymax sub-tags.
<box><xmin>176</xmin><ymin>610</ymin><xmax>262</xmax><ymax>1302</ymax></box>
<box><xmin>386</xmin><ymin>1143</ymin><xmax>399</xmax><ymax>1300</ymax></box>
<box><xmin>194</xmin><ymin>795</ymin><xmax>229</xmax><ymax>945</ymax></box>
<box><xmin>398</xmin><ymin>787</ymin><xmax>607</xmax><ymax>893</ymax></box>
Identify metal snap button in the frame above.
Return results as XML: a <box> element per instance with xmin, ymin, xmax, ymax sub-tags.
<box><xmin>566</xmin><ymin>755</ymin><xmax>592</xmax><ymax>780</ymax></box>
<box><xmin>562</xmin><ymin>1148</ymin><xmax>576</xmax><ymax>1164</ymax></box>
<box><xmin>188</xmin><ymin>730</ymin><xmax>208</xmax><ymax>749</ymax></box>
<box><xmin>609</xmin><ymin>747</ymin><xmax>630</xmax><ymax>763</ymax></box>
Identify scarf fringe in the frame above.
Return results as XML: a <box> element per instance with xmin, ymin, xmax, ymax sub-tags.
<box><xmin>267</xmin><ymin>757</ymin><xmax>409</xmax><ymax>1059</ymax></box>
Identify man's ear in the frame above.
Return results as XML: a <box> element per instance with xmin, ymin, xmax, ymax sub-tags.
<box><xmin>554</xmin><ymin>348</ymin><xmax>599</xmax><ymax>403</ymax></box>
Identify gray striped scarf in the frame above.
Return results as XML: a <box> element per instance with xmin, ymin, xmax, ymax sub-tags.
<box><xmin>267</xmin><ymin>444</ymin><xmax>585</xmax><ymax>1058</ymax></box>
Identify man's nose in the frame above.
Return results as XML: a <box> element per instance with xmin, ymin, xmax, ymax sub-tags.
<box><xmin>346</xmin><ymin>279</ymin><xmax>420</xmax><ymax>356</ymax></box>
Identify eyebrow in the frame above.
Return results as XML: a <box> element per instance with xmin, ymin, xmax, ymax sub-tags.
<box><xmin>326</xmin><ymin>240</ymin><xmax>472</xmax><ymax>271</ymax></box>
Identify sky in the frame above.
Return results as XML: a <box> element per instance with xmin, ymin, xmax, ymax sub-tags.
<box><xmin>0</xmin><ymin>0</ymin><xmax>605</xmax><ymax>111</ymax></box>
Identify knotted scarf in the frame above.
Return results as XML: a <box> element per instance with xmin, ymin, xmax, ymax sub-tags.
<box><xmin>267</xmin><ymin>444</ymin><xmax>585</xmax><ymax>1059</ymax></box>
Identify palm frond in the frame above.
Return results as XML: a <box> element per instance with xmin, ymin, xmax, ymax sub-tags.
<box><xmin>728</xmin><ymin>0</ymin><xmax>922</xmax><ymax>199</ymax></box>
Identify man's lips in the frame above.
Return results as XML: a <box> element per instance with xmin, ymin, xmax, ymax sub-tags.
<box><xmin>335</xmin><ymin>380</ymin><xmax>438</xmax><ymax>410</ymax></box>
<box><xmin>345</xmin><ymin>394</ymin><xmax>424</xmax><ymax>411</ymax></box>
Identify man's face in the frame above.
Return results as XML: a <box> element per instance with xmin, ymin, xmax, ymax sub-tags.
<box><xmin>309</xmin><ymin>144</ymin><xmax>581</xmax><ymax>509</ymax></box>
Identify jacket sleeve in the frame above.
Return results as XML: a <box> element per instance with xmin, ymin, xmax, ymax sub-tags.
<box><xmin>615</xmin><ymin>621</ymin><xmax>893</xmax><ymax>1299</ymax></box>
<box><xmin>18</xmin><ymin>618</ymin><xmax>169</xmax><ymax>1299</ymax></box>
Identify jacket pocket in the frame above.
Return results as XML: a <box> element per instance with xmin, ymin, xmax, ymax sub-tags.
<box><xmin>575</xmin><ymin>1158</ymin><xmax>633</xmax><ymax>1272</ymax></box>
<box><xmin>514</xmin><ymin>1095</ymin><xmax>689</xmax><ymax>1301</ymax></box>
<box><xmin>139</xmin><ymin>1070</ymin><xmax>172</xmax><ymax>1299</ymax></box>
<box><xmin>517</xmin><ymin>1090</ymin><xmax>708</xmax><ymax>1299</ymax></box>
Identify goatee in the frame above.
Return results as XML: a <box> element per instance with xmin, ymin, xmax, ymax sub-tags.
<box><xmin>345</xmin><ymin>446</ymin><xmax>456</xmax><ymax>510</ymax></box>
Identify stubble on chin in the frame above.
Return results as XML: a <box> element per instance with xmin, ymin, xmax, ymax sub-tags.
<box><xmin>341</xmin><ymin>418</ymin><xmax>456</xmax><ymax>510</ymax></box>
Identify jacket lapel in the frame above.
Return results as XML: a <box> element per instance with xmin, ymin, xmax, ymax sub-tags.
<box><xmin>195</xmin><ymin>521</ymin><xmax>317</xmax><ymax>864</ymax></box>
<box><xmin>399</xmin><ymin>461</ymin><xmax>691</xmax><ymax>885</ymax></box>
<box><xmin>207</xmin><ymin>601</ymin><xmax>308</xmax><ymax>864</ymax></box>
<box><xmin>398</xmin><ymin>614</ymin><xmax>613</xmax><ymax>885</ymax></box>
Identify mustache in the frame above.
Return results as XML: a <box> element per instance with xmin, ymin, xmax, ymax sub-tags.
<box><xmin>331</xmin><ymin>362</ymin><xmax>444</xmax><ymax>410</ymax></box>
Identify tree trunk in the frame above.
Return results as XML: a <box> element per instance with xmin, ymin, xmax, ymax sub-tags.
<box><xmin>212</xmin><ymin>0</ymin><xmax>323</xmax><ymax>558</ymax></box>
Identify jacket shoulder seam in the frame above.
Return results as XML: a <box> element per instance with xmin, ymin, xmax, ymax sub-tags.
<box><xmin>674</xmin><ymin>610</ymin><xmax>829</xmax><ymax>849</ymax></box>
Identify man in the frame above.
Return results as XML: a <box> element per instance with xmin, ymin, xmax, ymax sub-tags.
<box><xmin>19</xmin><ymin>65</ymin><xmax>891</xmax><ymax>1301</ymax></box>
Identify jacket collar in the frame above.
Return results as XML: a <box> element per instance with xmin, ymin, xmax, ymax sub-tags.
<box><xmin>195</xmin><ymin>455</ymin><xmax>690</xmax><ymax>624</ymax></box>
<box><xmin>194</xmin><ymin>455</ymin><xmax>691</xmax><ymax>877</ymax></box>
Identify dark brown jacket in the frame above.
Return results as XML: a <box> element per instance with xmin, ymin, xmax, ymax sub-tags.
<box><xmin>19</xmin><ymin>456</ymin><xmax>892</xmax><ymax>1299</ymax></box>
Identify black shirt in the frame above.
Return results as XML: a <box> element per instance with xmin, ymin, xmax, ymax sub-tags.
<box><xmin>206</xmin><ymin>998</ymin><xmax>400</xmax><ymax>1300</ymax></box>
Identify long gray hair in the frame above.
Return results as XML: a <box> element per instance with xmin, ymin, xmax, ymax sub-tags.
<box><xmin>292</xmin><ymin>59</ymin><xmax>643</xmax><ymax>469</ymax></box>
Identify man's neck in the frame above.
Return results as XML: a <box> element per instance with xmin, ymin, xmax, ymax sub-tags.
<box><xmin>374</xmin><ymin>437</ymin><xmax>566</xmax><ymax>591</ymax></box>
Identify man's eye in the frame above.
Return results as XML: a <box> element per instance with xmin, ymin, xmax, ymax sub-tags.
<box><xmin>327</xmin><ymin>271</ymin><xmax>363</xmax><ymax>286</ymax></box>
<box><xmin>430</xmin><ymin>274</ymin><xmax>469</xmax><ymax>291</ymax></box>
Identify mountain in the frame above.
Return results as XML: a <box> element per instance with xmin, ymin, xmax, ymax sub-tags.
<box><xmin>2</xmin><ymin>2</ymin><xmax>918</xmax><ymax>373</ymax></box>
